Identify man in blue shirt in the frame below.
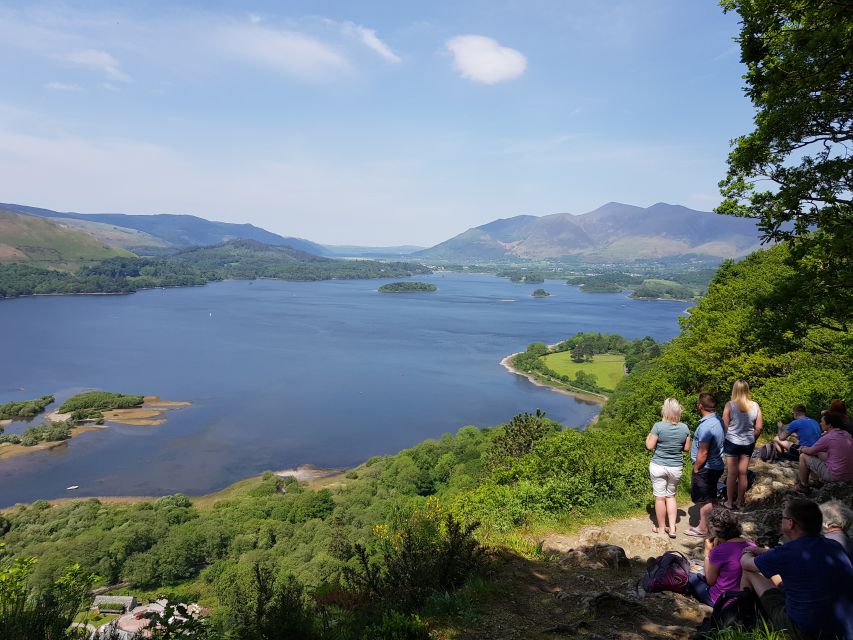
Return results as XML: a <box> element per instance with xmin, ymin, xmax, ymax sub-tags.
<box><xmin>773</xmin><ymin>405</ymin><xmax>822</xmax><ymax>459</ymax></box>
<box><xmin>685</xmin><ymin>393</ymin><xmax>725</xmax><ymax>537</ymax></box>
<box><xmin>741</xmin><ymin>498</ymin><xmax>853</xmax><ymax>639</ymax></box>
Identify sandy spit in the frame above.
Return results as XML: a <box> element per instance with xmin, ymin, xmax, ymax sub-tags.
<box><xmin>276</xmin><ymin>464</ymin><xmax>349</xmax><ymax>482</ymax></box>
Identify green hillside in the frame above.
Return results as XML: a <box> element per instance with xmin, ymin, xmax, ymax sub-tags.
<box><xmin>0</xmin><ymin>239</ymin><xmax>432</xmax><ymax>298</ymax></box>
<box><xmin>0</xmin><ymin>211</ymin><xmax>133</xmax><ymax>268</ymax></box>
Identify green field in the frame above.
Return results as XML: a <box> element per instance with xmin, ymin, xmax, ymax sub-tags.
<box><xmin>541</xmin><ymin>353</ymin><xmax>626</xmax><ymax>391</ymax></box>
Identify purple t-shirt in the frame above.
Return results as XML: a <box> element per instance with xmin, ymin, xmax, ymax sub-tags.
<box><xmin>708</xmin><ymin>539</ymin><xmax>755</xmax><ymax>602</ymax></box>
<box><xmin>810</xmin><ymin>429</ymin><xmax>853</xmax><ymax>481</ymax></box>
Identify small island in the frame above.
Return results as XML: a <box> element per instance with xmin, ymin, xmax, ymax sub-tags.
<box><xmin>0</xmin><ymin>395</ymin><xmax>54</xmax><ymax>420</ymax></box>
<box><xmin>531</xmin><ymin>289</ymin><xmax>550</xmax><ymax>297</ymax></box>
<box><xmin>0</xmin><ymin>391</ymin><xmax>191</xmax><ymax>460</ymax></box>
<box><xmin>378</xmin><ymin>282</ymin><xmax>437</xmax><ymax>293</ymax></box>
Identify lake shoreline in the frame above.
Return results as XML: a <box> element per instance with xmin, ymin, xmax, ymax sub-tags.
<box><xmin>500</xmin><ymin>351</ymin><xmax>608</xmax><ymax>406</ymax></box>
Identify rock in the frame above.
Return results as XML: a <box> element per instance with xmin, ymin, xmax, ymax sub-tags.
<box><xmin>542</xmin><ymin>534</ymin><xmax>575</xmax><ymax>556</ymax></box>
<box><xmin>579</xmin><ymin>526</ymin><xmax>610</xmax><ymax>545</ymax></box>
<box><xmin>593</xmin><ymin>544</ymin><xmax>630</xmax><ymax>569</ymax></box>
<box><xmin>582</xmin><ymin>591</ymin><xmax>647</xmax><ymax>618</ymax></box>
<box><xmin>624</xmin><ymin>533</ymin><xmax>670</xmax><ymax>556</ymax></box>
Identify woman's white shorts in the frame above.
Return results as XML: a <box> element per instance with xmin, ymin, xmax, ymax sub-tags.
<box><xmin>649</xmin><ymin>462</ymin><xmax>683</xmax><ymax>497</ymax></box>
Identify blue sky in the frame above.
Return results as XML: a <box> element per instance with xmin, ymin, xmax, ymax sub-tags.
<box><xmin>0</xmin><ymin>1</ymin><xmax>754</xmax><ymax>245</ymax></box>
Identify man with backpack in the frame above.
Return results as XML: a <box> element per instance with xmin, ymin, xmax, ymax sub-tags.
<box><xmin>740</xmin><ymin>498</ymin><xmax>853</xmax><ymax>639</ymax></box>
<box><xmin>685</xmin><ymin>393</ymin><xmax>725</xmax><ymax>537</ymax></box>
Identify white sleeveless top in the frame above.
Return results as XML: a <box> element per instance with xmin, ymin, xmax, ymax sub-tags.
<box><xmin>726</xmin><ymin>400</ymin><xmax>759</xmax><ymax>445</ymax></box>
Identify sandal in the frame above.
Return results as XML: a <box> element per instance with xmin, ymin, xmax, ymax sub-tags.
<box><xmin>685</xmin><ymin>528</ymin><xmax>707</xmax><ymax>537</ymax></box>
<box><xmin>664</xmin><ymin>527</ymin><xmax>677</xmax><ymax>539</ymax></box>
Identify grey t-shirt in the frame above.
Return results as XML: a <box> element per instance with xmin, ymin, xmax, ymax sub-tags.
<box><xmin>650</xmin><ymin>421</ymin><xmax>690</xmax><ymax>467</ymax></box>
<box><xmin>726</xmin><ymin>400</ymin><xmax>759</xmax><ymax>445</ymax></box>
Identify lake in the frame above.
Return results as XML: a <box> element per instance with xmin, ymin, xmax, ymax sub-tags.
<box><xmin>0</xmin><ymin>273</ymin><xmax>687</xmax><ymax>505</ymax></box>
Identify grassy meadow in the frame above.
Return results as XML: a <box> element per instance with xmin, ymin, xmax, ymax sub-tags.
<box><xmin>541</xmin><ymin>353</ymin><xmax>625</xmax><ymax>392</ymax></box>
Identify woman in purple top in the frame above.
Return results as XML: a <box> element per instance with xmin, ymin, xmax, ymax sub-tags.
<box><xmin>687</xmin><ymin>507</ymin><xmax>755</xmax><ymax>606</ymax></box>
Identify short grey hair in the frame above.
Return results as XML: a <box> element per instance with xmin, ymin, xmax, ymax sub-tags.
<box><xmin>819</xmin><ymin>500</ymin><xmax>852</xmax><ymax>532</ymax></box>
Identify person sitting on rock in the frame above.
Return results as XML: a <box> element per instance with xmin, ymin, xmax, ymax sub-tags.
<box><xmin>798</xmin><ymin>412</ymin><xmax>853</xmax><ymax>489</ymax></box>
<box><xmin>820</xmin><ymin>499</ymin><xmax>852</xmax><ymax>559</ymax></box>
<box><xmin>773</xmin><ymin>405</ymin><xmax>821</xmax><ymax>460</ymax></box>
<box><xmin>687</xmin><ymin>507</ymin><xmax>754</xmax><ymax>606</ymax></box>
<box><xmin>740</xmin><ymin>498</ymin><xmax>853</xmax><ymax>640</ymax></box>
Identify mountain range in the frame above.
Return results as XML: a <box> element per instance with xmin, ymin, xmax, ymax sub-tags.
<box><xmin>0</xmin><ymin>203</ymin><xmax>328</xmax><ymax>256</ymax></box>
<box><xmin>0</xmin><ymin>201</ymin><xmax>765</xmax><ymax>264</ymax></box>
<box><xmin>415</xmin><ymin>202</ymin><xmax>765</xmax><ymax>261</ymax></box>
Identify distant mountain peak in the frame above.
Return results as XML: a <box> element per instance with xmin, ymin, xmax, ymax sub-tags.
<box><xmin>417</xmin><ymin>202</ymin><xmax>763</xmax><ymax>262</ymax></box>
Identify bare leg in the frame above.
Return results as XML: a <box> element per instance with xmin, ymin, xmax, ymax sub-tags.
<box><xmin>772</xmin><ymin>436</ymin><xmax>792</xmax><ymax>454</ymax></box>
<box><xmin>798</xmin><ymin>454</ymin><xmax>811</xmax><ymax>487</ymax></box>
<box><xmin>697</xmin><ymin>501</ymin><xmax>714</xmax><ymax>534</ymax></box>
<box><xmin>665</xmin><ymin>496</ymin><xmax>678</xmax><ymax>534</ymax></box>
<box><xmin>725</xmin><ymin>455</ymin><xmax>737</xmax><ymax>509</ymax></box>
<box><xmin>736</xmin><ymin>455</ymin><xmax>750</xmax><ymax>508</ymax></box>
<box><xmin>653</xmin><ymin>496</ymin><xmax>666</xmax><ymax>533</ymax></box>
<box><xmin>741</xmin><ymin>567</ymin><xmax>776</xmax><ymax>596</ymax></box>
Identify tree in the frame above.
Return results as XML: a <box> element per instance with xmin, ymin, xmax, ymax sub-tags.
<box><xmin>717</xmin><ymin>0</ymin><xmax>852</xmax><ymax>348</ymax></box>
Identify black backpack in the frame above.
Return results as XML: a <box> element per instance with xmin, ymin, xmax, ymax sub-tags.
<box><xmin>694</xmin><ymin>589</ymin><xmax>760</xmax><ymax>636</ymax></box>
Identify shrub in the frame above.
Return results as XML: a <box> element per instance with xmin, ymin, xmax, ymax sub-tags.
<box><xmin>343</xmin><ymin>501</ymin><xmax>483</xmax><ymax>612</ymax></box>
<box><xmin>361</xmin><ymin>611</ymin><xmax>430</xmax><ymax>640</ymax></box>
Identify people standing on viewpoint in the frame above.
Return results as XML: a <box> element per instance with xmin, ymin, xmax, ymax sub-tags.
<box><xmin>722</xmin><ymin>380</ymin><xmax>763</xmax><ymax>510</ymax></box>
<box><xmin>686</xmin><ymin>393</ymin><xmax>725</xmax><ymax>537</ymax></box>
<box><xmin>646</xmin><ymin>398</ymin><xmax>691</xmax><ymax>538</ymax></box>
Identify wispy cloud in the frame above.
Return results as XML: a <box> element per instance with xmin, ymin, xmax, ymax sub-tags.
<box><xmin>712</xmin><ymin>44</ymin><xmax>739</xmax><ymax>62</ymax></box>
<box><xmin>342</xmin><ymin>22</ymin><xmax>400</xmax><ymax>63</ymax></box>
<box><xmin>45</xmin><ymin>81</ymin><xmax>82</xmax><ymax>91</ymax></box>
<box><xmin>64</xmin><ymin>48</ymin><xmax>130</xmax><ymax>81</ymax></box>
<box><xmin>446</xmin><ymin>35</ymin><xmax>526</xmax><ymax>84</ymax></box>
<box><xmin>219</xmin><ymin>23</ymin><xmax>351</xmax><ymax>80</ymax></box>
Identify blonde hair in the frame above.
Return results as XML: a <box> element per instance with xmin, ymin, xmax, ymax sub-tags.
<box><xmin>661</xmin><ymin>397</ymin><xmax>683</xmax><ymax>424</ymax></box>
<box><xmin>731</xmin><ymin>380</ymin><xmax>751</xmax><ymax>413</ymax></box>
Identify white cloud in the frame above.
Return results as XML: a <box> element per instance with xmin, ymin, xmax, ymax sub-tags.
<box><xmin>64</xmin><ymin>48</ymin><xmax>130</xmax><ymax>81</ymax></box>
<box><xmin>248</xmin><ymin>13</ymin><xmax>262</xmax><ymax>24</ymax></box>
<box><xmin>45</xmin><ymin>81</ymin><xmax>82</xmax><ymax>91</ymax></box>
<box><xmin>446</xmin><ymin>35</ymin><xmax>526</xmax><ymax>84</ymax></box>
<box><xmin>342</xmin><ymin>22</ymin><xmax>400</xmax><ymax>63</ymax></box>
<box><xmin>220</xmin><ymin>24</ymin><xmax>351</xmax><ymax>80</ymax></box>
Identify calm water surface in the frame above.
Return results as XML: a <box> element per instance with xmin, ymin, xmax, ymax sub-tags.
<box><xmin>0</xmin><ymin>273</ymin><xmax>686</xmax><ymax>505</ymax></box>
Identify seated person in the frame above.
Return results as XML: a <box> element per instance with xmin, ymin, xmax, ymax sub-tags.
<box><xmin>820</xmin><ymin>499</ymin><xmax>852</xmax><ymax>558</ymax></box>
<box><xmin>687</xmin><ymin>507</ymin><xmax>754</xmax><ymax>606</ymax></box>
<box><xmin>773</xmin><ymin>405</ymin><xmax>821</xmax><ymax>459</ymax></box>
<box><xmin>799</xmin><ymin>412</ymin><xmax>853</xmax><ymax>488</ymax></box>
<box><xmin>741</xmin><ymin>498</ymin><xmax>853</xmax><ymax>640</ymax></box>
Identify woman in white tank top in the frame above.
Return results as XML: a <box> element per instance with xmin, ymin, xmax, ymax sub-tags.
<box><xmin>722</xmin><ymin>380</ymin><xmax>763</xmax><ymax>510</ymax></box>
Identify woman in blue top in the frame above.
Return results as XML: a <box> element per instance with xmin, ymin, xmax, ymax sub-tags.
<box><xmin>646</xmin><ymin>398</ymin><xmax>691</xmax><ymax>538</ymax></box>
